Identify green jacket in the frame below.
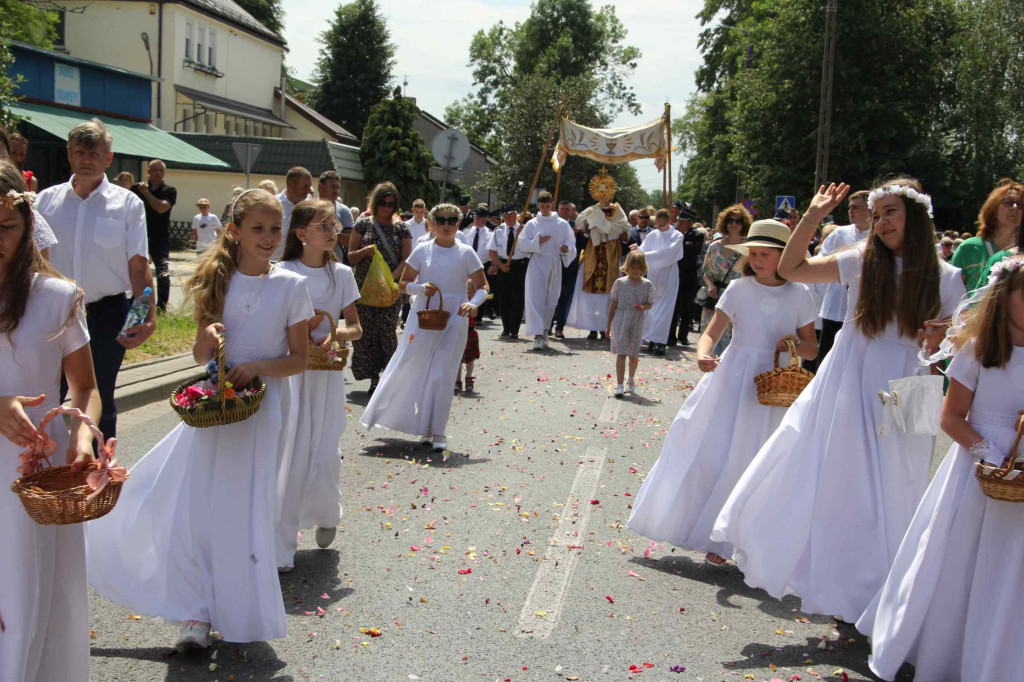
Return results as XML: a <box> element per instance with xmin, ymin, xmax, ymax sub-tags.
<box><xmin>950</xmin><ymin>236</ymin><xmax>997</xmax><ymax>292</ymax></box>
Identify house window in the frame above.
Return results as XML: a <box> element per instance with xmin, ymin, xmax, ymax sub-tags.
<box><xmin>54</xmin><ymin>12</ymin><xmax>66</xmax><ymax>49</ymax></box>
<box><xmin>208</xmin><ymin>29</ymin><xmax>217</xmax><ymax>68</ymax></box>
<box><xmin>208</xmin><ymin>112</ymin><xmax>217</xmax><ymax>132</ymax></box>
<box><xmin>185</xmin><ymin>21</ymin><xmax>194</xmax><ymax>61</ymax></box>
<box><xmin>197</xmin><ymin>26</ymin><xmax>206</xmax><ymax>65</ymax></box>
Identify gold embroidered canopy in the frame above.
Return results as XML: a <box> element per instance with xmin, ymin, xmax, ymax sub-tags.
<box><xmin>550</xmin><ymin>117</ymin><xmax>670</xmax><ymax>173</ymax></box>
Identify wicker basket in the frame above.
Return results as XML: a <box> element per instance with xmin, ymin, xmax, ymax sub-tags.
<box><xmin>754</xmin><ymin>339</ymin><xmax>814</xmax><ymax>407</ymax></box>
<box><xmin>417</xmin><ymin>290</ymin><xmax>451</xmax><ymax>331</ymax></box>
<box><xmin>976</xmin><ymin>413</ymin><xmax>1024</xmax><ymax>502</ymax></box>
<box><xmin>171</xmin><ymin>332</ymin><xmax>266</xmax><ymax>428</ymax></box>
<box><xmin>307</xmin><ymin>308</ymin><xmax>350</xmax><ymax>371</ymax></box>
<box><xmin>10</xmin><ymin>406</ymin><xmax>127</xmax><ymax>525</ymax></box>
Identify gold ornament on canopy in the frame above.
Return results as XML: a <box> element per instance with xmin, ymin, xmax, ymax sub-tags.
<box><xmin>588</xmin><ymin>168</ymin><xmax>617</xmax><ymax>205</ymax></box>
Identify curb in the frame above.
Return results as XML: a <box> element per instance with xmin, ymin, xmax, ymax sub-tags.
<box><xmin>115</xmin><ymin>352</ymin><xmax>205</xmax><ymax>414</ymax></box>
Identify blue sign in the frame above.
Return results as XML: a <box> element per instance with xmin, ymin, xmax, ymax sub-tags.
<box><xmin>775</xmin><ymin>196</ymin><xmax>796</xmax><ymax>213</ymax></box>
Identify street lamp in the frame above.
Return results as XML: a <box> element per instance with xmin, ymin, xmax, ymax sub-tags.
<box><xmin>140</xmin><ymin>32</ymin><xmax>154</xmax><ymax>76</ymax></box>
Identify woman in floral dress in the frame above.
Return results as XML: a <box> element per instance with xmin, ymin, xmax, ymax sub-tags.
<box><xmin>346</xmin><ymin>182</ymin><xmax>412</xmax><ymax>394</ymax></box>
<box><xmin>699</xmin><ymin>204</ymin><xmax>751</xmax><ymax>354</ymax></box>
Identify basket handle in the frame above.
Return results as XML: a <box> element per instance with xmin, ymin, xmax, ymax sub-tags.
<box><xmin>423</xmin><ymin>288</ymin><xmax>445</xmax><ymax>312</ymax></box>
<box><xmin>215</xmin><ymin>332</ymin><xmax>228</xmax><ymax>411</ymax></box>
<box><xmin>16</xmin><ymin>405</ymin><xmax>125</xmax><ymax>499</ymax></box>
<box><xmin>312</xmin><ymin>308</ymin><xmax>338</xmax><ymax>347</ymax></box>
<box><xmin>1002</xmin><ymin>411</ymin><xmax>1024</xmax><ymax>471</ymax></box>
<box><xmin>772</xmin><ymin>338</ymin><xmax>800</xmax><ymax>370</ymax></box>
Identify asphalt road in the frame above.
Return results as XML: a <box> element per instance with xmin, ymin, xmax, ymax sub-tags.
<box><xmin>86</xmin><ymin>319</ymin><xmax>935</xmax><ymax>682</ymax></box>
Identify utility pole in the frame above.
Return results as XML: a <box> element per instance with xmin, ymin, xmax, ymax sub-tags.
<box><xmin>813</xmin><ymin>0</ymin><xmax>838</xmax><ymax>191</ymax></box>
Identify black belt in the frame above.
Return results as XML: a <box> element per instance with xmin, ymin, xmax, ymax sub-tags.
<box><xmin>86</xmin><ymin>292</ymin><xmax>129</xmax><ymax>311</ymax></box>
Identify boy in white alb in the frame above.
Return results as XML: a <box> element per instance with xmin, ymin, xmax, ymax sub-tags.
<box><xmin>190</xmin><ymin>198</ymin><xmax>222</xmax><ymax>254</ymax></box>
<box><xmin>517</xmin><ymin>191</ymin><xmax>577</xmax><ymax>350</ymax></box>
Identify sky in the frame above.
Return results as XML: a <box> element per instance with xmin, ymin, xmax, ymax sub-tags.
<box><xmin>280</xmin><ymin>0</ymin><xmax>707</xmax><ymax>193</ymax></box>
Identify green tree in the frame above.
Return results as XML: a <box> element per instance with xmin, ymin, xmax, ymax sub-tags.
<box><xmin>360</xmin><ymin>87</ymin><xmax>437</xmax><ymax>204</ymax></box>
<box><xmin>311</xmin><ymin>0</ymin><xmax>395</xmax><ymax>139</ymax></box>
<box><xmin>233</xmin><ymin>0</ymin><xmax>285</xmax><ymax>37</ymax></box>
<box><xmin>1</xmin><ymin>0</ymin><xmax>58</xmax><ymax>129</ymax></box>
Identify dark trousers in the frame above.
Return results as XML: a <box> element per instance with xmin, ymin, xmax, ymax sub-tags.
<box><xmin>553</xmin><ymin>262</ymin><xmax>579</xmax><ymax>331</ymax></box>
<box><xmin>503</xmin><ymin>259</ymin><xmax>528</xmax><ymax>336</ymax></box>
<box><xmin>61</xmin><ymin>293</ymin><xmax>130</xmax><ymax>439</ymax></box>
<box><xmin>668</xmin><ymin>272</ymin><xmax>700</xmax><ymax>345</ymax></box>
<box><xmin>481</xmin><ymin>262</ymin><xmax>496</xmax><ymax>319</ymax></box>
<box><xmin>818</xmin><ymin>318</ymin><xmax>843</xmax><ymax>363</ymax></box>
<box><xmin>149</xmin><ymin>238</ymin><xmax>170</xmax><ymax>310</ymax></box>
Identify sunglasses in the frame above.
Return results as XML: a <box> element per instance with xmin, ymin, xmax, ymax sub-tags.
<box><xmin>434</xmin><ymin>215</ymin><xmax>460</xmax><ymax>226</ymax></box>
<box><xmin>379</xmin><ymin>200</ymin><xmax>397</xmax><ymax>209</ymax></box>
<box><xmin>726</xmin><ymin>217</ymin><xmax>744</xmax><ymax>224</ymax></box>
<box><xmin>1000</xmin><ymin>198</ymin><xmax>1021</xmax><ymax>209</ymax></box>
<box><xmin>638</xmin><ymin>214</ymin><xmax>649</xmax><ymax>219</ymax></box>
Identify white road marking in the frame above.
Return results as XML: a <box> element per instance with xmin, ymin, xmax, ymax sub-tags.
<box><xmin>516</xmin><ymin>447</ymin><xmax>606</xmax><ymax>638</ymax></box>
<box><xmin>598</xmin><ymin>397</ymin><xmax>621</xmax><ymax>423</ymax></box>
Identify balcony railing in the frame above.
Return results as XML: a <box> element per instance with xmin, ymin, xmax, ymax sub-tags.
<box><xmin>182</xmin><ymin>58</ymin><xmax>223</xmax><ymax>78</ymax></box>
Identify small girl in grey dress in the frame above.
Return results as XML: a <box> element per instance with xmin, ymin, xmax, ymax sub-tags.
<box><xmin>606</xmin><ymin>250</ymin><xmax>656</xmax><ymax>397</ymax></box>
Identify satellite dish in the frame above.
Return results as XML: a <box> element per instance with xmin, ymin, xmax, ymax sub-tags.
<box><xmin>432</xmin><ymin>129</ymin><xmax>471</xmax><ymax>170</ymax></box>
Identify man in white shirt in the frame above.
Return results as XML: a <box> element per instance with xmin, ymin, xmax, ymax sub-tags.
<box><xmin>316</xmin><ymin>170</ymin><xmax>354</xmax><ymax>262</ymax></box>
<box><xmin>817</xmin><ymin>189</ymin><xmax>871</xmax><ymax>360</ymax></box>
<box><xmin>488</xmin><ymin>206</ymin><xmax>528</xmax><ymax>338</ymax></box>
<box><xmin>189</xmin><ymin>198</ymin><xmax>222</xmax><ymax>253</ymax></box>
<box><xmin>274</xmin><ymin>166</ymin><xmax>312</xmax><ymax>260</ymax></box>
<box><xmin>460</xmin><ymin>206</ymin><xmax>496</xmax><ymax>318</ymax></box>
<box><xmin>36</xmin><ymin>118</ymin><xmax>155</xmax><ymax>438</ymax></box>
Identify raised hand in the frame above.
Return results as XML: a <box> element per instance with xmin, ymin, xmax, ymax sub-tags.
<box><xmin>807</xmin><ymin>182</ymin><xmax>851</xmax><ymax>217</ymax></box>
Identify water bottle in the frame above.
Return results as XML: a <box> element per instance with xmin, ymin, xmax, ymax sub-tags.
<box><xmin>120</xmin><ymin>287</ymin><xmax>152</xmax><ymax>336</ymax></box>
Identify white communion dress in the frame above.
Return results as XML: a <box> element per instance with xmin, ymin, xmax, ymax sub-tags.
<box><xmin>87</xmin><ymin>268</ymin><xmax>313</xmax><ymax>643</ymax></box>
<box><xmin>628</xmin><ymin>277</ymin><xmax>818</xmax><ymax>557</ymax></box>
<box><xmin>518</xmin><ymin>214</ymin><xmax>577</xmax><ymax>337</ymax></box>
<box><xmin>274</xmin><ymin>260</ymin><xmax>360</xmax><ymax>570</ymax></box>
<box><xmin>712</xmin><ymin>245</ymin><xmax>966</xmax><ymax>622</ymax></box>
<box><xmin>1</xmin><ymin>275</ymin><xmax>90</xmax><ymax>682</ymax></box>
<box><xmin>360</xmin><ymin>240</ymin><xmax>483</xmax><ymax>438</ymax></box>
<box><xmin>640</xmin><ymin>227</ymin><xmax>685</xmax><ymax>345</ymax></box>
<box><xmin>857</xmin><ymin>343</ymin><xmax>1024</xmax><ymax>681</ymax></box>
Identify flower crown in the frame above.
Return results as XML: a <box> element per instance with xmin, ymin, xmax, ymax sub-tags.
<box><xmin>867</xmin><ymin>185</ymin><xmax>934</xmax><ymax>219</ymax></box>
<box><xmin>988</xmin><ymin>256</ymin><xmax>1024</xmax><ymax>285</ymax></box>
<box><xmin>2</xmin><ymin>189</ymin><xmax>36</xmax><ymax>211</ymax></box>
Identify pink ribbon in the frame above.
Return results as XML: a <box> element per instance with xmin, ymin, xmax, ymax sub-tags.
<box><xmin>15</xmin><ymin>406</ymin><xmax>127</xmax><ymax>501</ymax></box>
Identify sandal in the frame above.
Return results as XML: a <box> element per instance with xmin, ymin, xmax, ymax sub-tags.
<box><xmin>465</xmin><ymin>376</ymin><xmax>475</xmax><ymax>392</ymax></box>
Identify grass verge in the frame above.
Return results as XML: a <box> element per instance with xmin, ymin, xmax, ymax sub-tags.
<box><xmin>124</xmin><ymin>310</ymin><xmax>197</xmax><ymax>365</ymax></box>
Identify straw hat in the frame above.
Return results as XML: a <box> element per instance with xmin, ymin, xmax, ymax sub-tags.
<box><xmin>196</xmin><ymin>197</ymin><xmax>210</xmax><ymax>206</ymax></box>
<box><xmin>724</xmin><ymin>219</ymin><xmax>791</xmax><ymax>256</ymax></box>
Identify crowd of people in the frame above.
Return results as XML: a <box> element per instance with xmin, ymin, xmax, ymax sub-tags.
<box><xmin>3</xmin><ymin>112</ymin><xmax>1024</xmax><ymax>682</ymax></box>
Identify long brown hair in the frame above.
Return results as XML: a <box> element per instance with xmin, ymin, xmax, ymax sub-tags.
<box><xmin>365</xmin><ymin>182</ymin><xmax>400</xmax><ymax>219</ymax></box>
<box><xmin>0</xmin><ymin>160</ymin><xmax>83</xmax><ymax>338</ymax></box>
<box><xmin>955</xmin><ymin>257</ymin><xmax>1024</xmax><ymax>368</ymax></box>
<box><xmin>280</xmin><ymin>199</ymin><xmax>337</xmax><ymax>265</ymax></box>
<box><xmin>854</xmin><ymin>176</ymin><xmax>942</xmax><ymax>339</ymax></box>
<box><xmin>186</xmin><ymin>189</ymin><xmax>281</xmax><ymax>324</ymax></box>
<box><xmin>976</xmin><ymin>178</ymin><xmax>1024</xmax><ymax>241</ymax></box>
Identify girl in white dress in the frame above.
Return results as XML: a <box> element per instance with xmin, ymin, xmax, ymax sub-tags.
<box><xmin>0</xmin><ymin>161</ymin><xmax>99</xmax><ymax>682</ymax></box>
<box><xmin>629</xmin><ymin>220</ymin><xmax>818</xmax><ymax>566</ymax></box>
<box><xmin>88</xmin><ymin>189</ymin><xmax>313</xmax><ymax>649</ymax></box>
<box><xmin>856</xmin><ymin>257</ymin><xmax>1024</xmax><ymax>680</ymax></box>
<box><xmin>360</xmin><ymin>203</ymin><xmax>487</xmax><ymax>452</ymax></box>
<box><xmin>712</xmin><ymin>180</ymin><xmax>967</xmax><ymax>623</ymax></box>
<box><xmin>275</xmin><ymin>200</ymin><xmax>362</xmax><ymax>571</ymax></box>
<box><xmin>639</xmin><ymin>209</ymin><xmax>685</xmax><ymax>355</ymax></box>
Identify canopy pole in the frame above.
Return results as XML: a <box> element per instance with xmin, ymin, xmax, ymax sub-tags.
<box><xmin>665</xmin><ymin>102</ymin><xmax>673</xmax><ymax>208</ymax></box>
<box><xmin>523</xmin><ymin>101</ymin><xmax>565</xmax><ymax>216</ymax></box>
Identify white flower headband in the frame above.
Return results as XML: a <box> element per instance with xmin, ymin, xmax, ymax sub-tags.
<box><xmin>2</xmin><ymin>189</ymin><xmax>36</xmax><ymax>211</ymax></box>
<box><xmin>988</xmin><ymin>256</ymin><xmax>1024</xmax><ymax>286</ymax></box>
<box><xmin>867</xmin><ymin>185</ymin><xmax>934</xmax><ymax>219</ymax></box>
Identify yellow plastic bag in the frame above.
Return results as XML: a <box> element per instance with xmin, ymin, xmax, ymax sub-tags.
<box><xmin>359</xmin><ymin>245</ymin><xmax>401</xmax><ymax>307</ymax></box>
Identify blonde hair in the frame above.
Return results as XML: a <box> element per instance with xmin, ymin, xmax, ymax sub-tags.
<box><xmin>954</xmin><ymin>257</ymin><xmax>1024</xmax><ymax>368</ymax></box>
<box><xmin>623</xmin><ymin>249</ymin><xmax>648</xmax><ymax>275</ymax></box>
<box><xmin>186</xmin><ymin>189</ymin><xmax>281</xmax><ymax>324</ymax></box>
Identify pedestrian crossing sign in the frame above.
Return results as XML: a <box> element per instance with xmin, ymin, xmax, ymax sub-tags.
<box><xmin>776</xmin><ymin>196</ymin><xmax>796</xmax><ymax>213</ymax></box>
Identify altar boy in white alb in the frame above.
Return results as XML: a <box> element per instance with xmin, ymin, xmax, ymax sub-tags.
<box><xmin>638</xmin><ymin>208</ymin><xmax>685</xmax><ymax>355</ymax></box>
<box><xmin>518</xmin><ymin>191</ymin><xmax>577</xmax><ymax>349</ymax></box>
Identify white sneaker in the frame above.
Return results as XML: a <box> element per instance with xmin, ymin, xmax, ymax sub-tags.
<box><xmin>431</xmin><ymin>435</ymin><xmax>448</xmax><ymax>452</ymax></box>
<box><xmin>176</xmin><ymin>620</ymin><xmax>212</xmax><ymax>649</ymax></box>
<box><xmin>542</xmin><ymin>334</ymin><xmax>550</xmax><ymax>348</ymax></box>
<box><xmin>420</xmin><ymin>434</ymin><xmax>433</xmax><ymax>447</ymax></box>
<box><xmin>626</xmin><ymin>378</ymin><xmax>636</xmax><ymax>394</ymax></box>
<box><xmin>315</xmin><ymin>526</ymin><xmax>337</xmax><ymax>549</ymax></box>
<box><xmin>613</xmin><ymin>385</ymin><xmax>624</xmax><ymax>397</ymax></box>
<box><xmin>533</xmin><ymin>336</ymin><xmax>545</xmax><ymax>350</ymax></box>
